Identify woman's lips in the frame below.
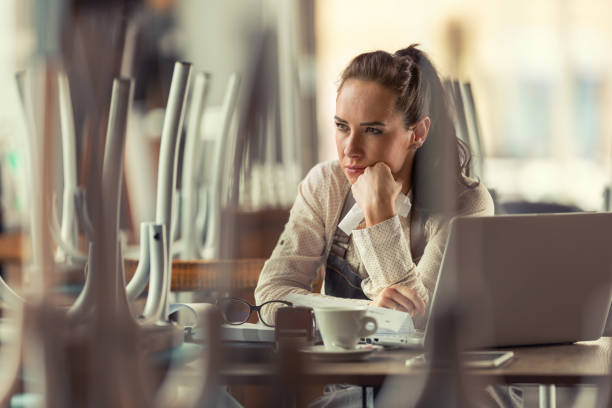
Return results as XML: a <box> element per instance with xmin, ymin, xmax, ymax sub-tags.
<box><xmin>345</xmin><ymin>166</ymin><xmax>365</xmax><ymax>176</ymax></box>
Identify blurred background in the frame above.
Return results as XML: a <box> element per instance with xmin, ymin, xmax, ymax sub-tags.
<box><xmin>315</xmin><ymin>0</ymin><xmax>612</xmax><ymax>212</ymax></box>
<box><xmin>2</xmin><ymin>0</ymin><xmax>612</xmax><ymax>238</ymax></box>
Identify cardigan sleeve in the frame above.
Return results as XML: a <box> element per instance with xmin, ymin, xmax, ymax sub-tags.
<box><xmin>254</xmin><ymin>168</ymin><xmax>327</xmax><ymax>306</ymax></box>
<box><xmin>254</xmin><ymin>163</ymin><xmax>369</xmax><ymax>318</ymax></box>
<box><xmin>352</xmin><ymin>182</ymin><xmax>494</xmax><ymax>325</ymax></box>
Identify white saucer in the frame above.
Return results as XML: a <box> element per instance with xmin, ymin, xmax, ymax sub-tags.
<box><xmin>299</xmin><ymin>344</ymin><xmax>382</xmax><ymax>361</ymax></box>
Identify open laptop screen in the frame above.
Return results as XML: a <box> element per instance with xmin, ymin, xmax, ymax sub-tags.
<box><xmin>425</xmin><ymin>213</ymin><xmax>612</xmax><ymax>349</ymax></box>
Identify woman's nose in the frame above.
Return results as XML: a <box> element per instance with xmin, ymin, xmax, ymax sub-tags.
<box><xmin>344</xmin><ymin>132</ymin><xmax>362</xmax><ymax>157</ymax></box>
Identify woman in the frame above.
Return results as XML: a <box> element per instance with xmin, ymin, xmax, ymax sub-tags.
<box><xmin>255</xmin><ymin>45</ymin><xmax>524</xmax><ymax>408</ymax></box>
<box><xmin>255</xmin><ymin>44</ymin><xmax>493</xmax><ymax>328</ymax></box>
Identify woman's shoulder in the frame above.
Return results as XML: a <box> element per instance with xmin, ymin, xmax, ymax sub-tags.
<box><xmin>306</xmin><ymin>159</ymin><xmax>345</xmax><ymax>178</ymax></box>
<box><xmin>302</xmin><ymin>160</ymin><xmax>348</xmax><ymax>192</ymax></box>
<box><xmin>424</xmin><ymin>177</ymin><xmax>494</xmax><ymax>234</ymax></box>
<box><xmin>298</xmin><ymin>160</ymin><xmax>350</xmax><ymax>223</ymax></box>
<box><xmin>456</xmin><ymin>176</ymin><xmax>495</xmax><ymax>216</ymax></box>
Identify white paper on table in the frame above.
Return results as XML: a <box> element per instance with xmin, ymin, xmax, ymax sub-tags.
<box><xmin>338</xmin><ymin>192</ymin><xmax>412</xmax><ymax>235</ymax></box>
<box><xmin>284</xmin><ymin>293</ymin><xmax>414</xmax><ymax>334</ymax></box>
<box><xmin>220</xmin><ymin>322</ymin><xmax>275</xmax><ymax>342</ymax></box>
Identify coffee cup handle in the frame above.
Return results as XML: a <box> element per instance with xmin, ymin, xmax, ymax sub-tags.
<box><xmin>359</xmin><ymin>316</ymin><xmax>378</xmax><ymax>337</ymax></box>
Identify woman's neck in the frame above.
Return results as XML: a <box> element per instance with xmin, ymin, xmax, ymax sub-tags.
<box><xmin>397</xmin><ymin>154</ymin><xmax>415</xmax><ymax>195</ymax></box>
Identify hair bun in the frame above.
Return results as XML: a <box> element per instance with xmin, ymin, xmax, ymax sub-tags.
<box><xmin>394</xmin><ymin>44</ymin><xmax>422</xmax><ymax>63</ymax></box>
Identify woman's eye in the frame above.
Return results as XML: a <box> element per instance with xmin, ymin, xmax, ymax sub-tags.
<box><xmin>365</xmin><ymin>127</ymin><xmax>383</xmax><ymax>135</ymax></box>
<box><xmin>335</xmin><ymin>122</ymin><xmax>349</xmax><ymax>132</ymax></box>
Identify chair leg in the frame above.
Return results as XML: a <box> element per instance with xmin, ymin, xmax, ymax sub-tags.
<box><xmin>539</xmin><ymin>384</ymin><xmax>556</xmax><ymax>408</ymax></box>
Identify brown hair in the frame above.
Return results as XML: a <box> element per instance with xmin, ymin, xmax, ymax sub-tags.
<box><xmin>338</xmin><ymin>44</ymin><xmax>476</xmax><ymax>215</ymax></box>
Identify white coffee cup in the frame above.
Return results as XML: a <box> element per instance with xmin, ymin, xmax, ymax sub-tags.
<box><xmin>314</xmin><ymin>307</ymin><xmax>378</xmax><ymax>351</ymax></box>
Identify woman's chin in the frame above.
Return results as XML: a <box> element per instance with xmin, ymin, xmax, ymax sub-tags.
<box><xmin>344</xmin><ymin>173</ymin><xmax>359</xmax><ymax>185</ymax></box>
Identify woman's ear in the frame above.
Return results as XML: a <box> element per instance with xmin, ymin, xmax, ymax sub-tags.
<box><xmin>410</xmin><ymin>116</ymin><xmax>430</xmax><ymax>149</ymax></box>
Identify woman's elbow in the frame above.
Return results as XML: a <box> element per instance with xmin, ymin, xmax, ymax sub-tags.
<box><xmin>254</xmin><ymin>281</ymin><xmax>269</xmax><ymax>305</ymax></box>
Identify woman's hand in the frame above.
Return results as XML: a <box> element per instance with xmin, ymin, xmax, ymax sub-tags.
<box><xmin>351</xmin><ymin>162</ymin><xmax>403</xmax><ymax>227</ymax></box>
<box><xmin>372</xmin><ymin>285</ymin><xmax>426</xmax><ymax>318</ymax></box>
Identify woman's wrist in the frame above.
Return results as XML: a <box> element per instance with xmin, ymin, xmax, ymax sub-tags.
<box><xmin>363</xmin><ymin>203</ymin><xmax>396</xmax><ymax>227</ymax></box>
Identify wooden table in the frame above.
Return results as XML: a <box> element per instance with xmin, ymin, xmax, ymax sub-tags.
<box><xmin>219</xmin><ymin>337</ymin><xmax>612</xmax><ymax>407</ymax></box>
<box><xmin>0</xmin><ymin>232</ymin><xmax>25</xmax><ymax>264</ymax></box>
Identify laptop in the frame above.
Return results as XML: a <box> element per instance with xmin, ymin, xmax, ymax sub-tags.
<box><xmin>366</xmin><ymin>212</ymin><xmax>612</xmax><ymax>350</ymax></box>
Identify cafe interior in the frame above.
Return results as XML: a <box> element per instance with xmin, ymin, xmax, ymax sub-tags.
<box><xmin>0</xmin><ymin>0</ymin><xmax>611</xmax><ymax>407</ymax></box>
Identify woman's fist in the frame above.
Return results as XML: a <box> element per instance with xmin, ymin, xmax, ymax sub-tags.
<box><xmin>351</xmin><ymin>162</ymin><xmax>403</xmax><ymax>227</ymax></box>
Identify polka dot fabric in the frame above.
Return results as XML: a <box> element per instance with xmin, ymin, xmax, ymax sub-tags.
<box><xmin>255</xmin><ymin>160</ymin><xmax>494</xmax><ymax>328</ymax></box>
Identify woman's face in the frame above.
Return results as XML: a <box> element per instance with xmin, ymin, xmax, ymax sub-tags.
<box><xmin>335</xmin><ymin>79</ymin><xmax>417</xmax><ymax>186</ymax></box>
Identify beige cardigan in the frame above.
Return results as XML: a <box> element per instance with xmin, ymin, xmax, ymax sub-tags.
<box><xmin>255</xmin><ymin>160</ymin><xmax>494</xmax><ymax>327</ymax></box>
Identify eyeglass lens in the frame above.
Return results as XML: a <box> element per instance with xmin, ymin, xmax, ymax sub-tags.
<box><xmin>258</xmin><ymin>301</ymin><xmax>289</xmax><ymax>327</ymax></box>
<box><xmin>219</xmin><ymin>298</ymin><xmax>252</xmax><ymax>324</ymax></box>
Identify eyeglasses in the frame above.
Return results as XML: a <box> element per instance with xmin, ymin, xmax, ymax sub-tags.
<box><xmin>217</xmin><ymin>298</ymin><xmax>293</xmax><ymax>327</ymax></box>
